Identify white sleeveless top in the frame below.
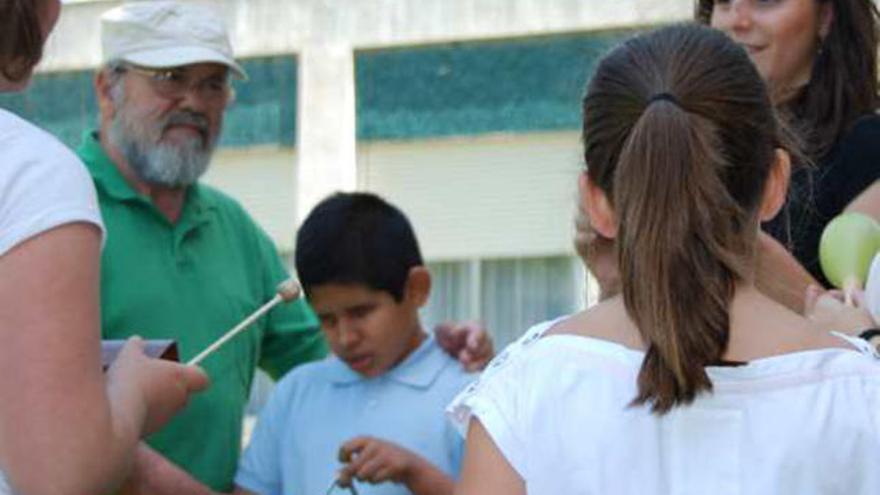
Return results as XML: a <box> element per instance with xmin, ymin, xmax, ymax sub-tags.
<box><xmin>0</xmin><ymin>108</ymin><xmax>104</xmax><ymax>494</ymax></box>
<box><xmin>449</xmin><ymin>318</ymin><xmax>880</xmax><ymax>495</ymax></box>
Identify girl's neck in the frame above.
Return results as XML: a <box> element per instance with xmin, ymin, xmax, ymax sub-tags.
<box><xmin>550</xmin><ymin>283</ymin><xmax>852</xmax><ymax>360</ymax></box>
<box><xmin>724</xmin><ymin>285</ymin><xmax>852</xmax><ymax>361</ymax></box>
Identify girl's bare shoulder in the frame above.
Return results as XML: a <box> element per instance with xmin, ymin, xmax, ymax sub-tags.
<box><xmin>545</xmin><ymin>297</ymin><xmax>645</xmax><ymax>350</ymax></box>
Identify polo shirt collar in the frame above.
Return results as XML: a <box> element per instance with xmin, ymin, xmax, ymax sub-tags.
<box><xmin>328</xmin><ymin>334</ymin><xmax>450</xmax><ymax>389</ymax></box>
<box><xmin>78</xmin><ymin>130</ymin><xmax>140</xmax><ymax>202</ymax></box>
<box><xmin>77</xmin><ymin>130</ymin><xmax>218</xmax><ymax>214</ymax></box>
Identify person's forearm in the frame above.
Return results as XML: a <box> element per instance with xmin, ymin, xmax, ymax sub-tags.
<box><xmin>756</xmin><ymin>231</ymin><xmax>819</xmax><ymax>313</ymax></box>
<box><xmin>845</xmin><ymin>181</ymin><xmax>880</xmax><ymax>219</ymax></box>
<box><xmin>118</xmin><ymin>444</ymin><xmax>218</xmax><ymax>495</ymax></box>
<box><xmin>0</xmin><ymin>225</ymin><xmax>141</xmax><ymax>495</ymax></box>
<box><xmin>404</xmin><ymin>457</ymin><xmax>455</xmax><ymax>495</ymax></box>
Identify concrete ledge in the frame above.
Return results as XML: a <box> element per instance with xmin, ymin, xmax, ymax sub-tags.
<box><xmin>42</xmin><ymin>0</ymin><xmax>692</xmax><ymax>72</ymax></box>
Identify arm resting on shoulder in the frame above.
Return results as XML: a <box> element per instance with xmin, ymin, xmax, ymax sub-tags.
<box><xmin>845</xmin><ymin>181</ymin><xmax>880</xmax><ymax>219</ymax></box>
<box><xmin>434</xmin><ymin>321</ymin><xmax>495</xmax><ymax>372</ymax></box>
<box><xmin>755</xmin><ymin>179</ymin><xmax>879</xmax><ymax>316</ymax></box>
<box><xmin>755</xmin><ymin>231</ymin><xmax>819</xmax><ymax>314</ymax></box>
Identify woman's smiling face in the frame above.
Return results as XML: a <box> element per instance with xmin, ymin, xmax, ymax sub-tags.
<box><xmin>709</xmin><ymin>0</ymin><xmax>833</xmax><ymax>103</ymax></box>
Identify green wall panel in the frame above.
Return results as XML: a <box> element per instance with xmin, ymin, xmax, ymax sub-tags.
<box><xmin>224</xmin><ymin>55</ymin><xmax>298</xmax><ymax>147</ymax></box>
<box><xmin>1</xmin><ymin>32</ymin><xmax>638</xmax><ymax>146</ymax></box>
<box><xmin>356</xmin><ymin>31</ymin><xmax>632</xmax><ymax>140</ymax></box>
<box><xmin>0</xmin><ymin>71</ymin><xmax>98</xmax><ymax>148</ymax></box>
<box><xmin>0</xmin><ymin>55</ymin><xmax>298</xmax><ymax>149</ymax></box>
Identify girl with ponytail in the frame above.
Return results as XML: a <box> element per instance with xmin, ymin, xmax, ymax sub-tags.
<box><xmin>450</xmin><ymin>24</ymin><xmax>880</xmax><ymax>494</ymax></box>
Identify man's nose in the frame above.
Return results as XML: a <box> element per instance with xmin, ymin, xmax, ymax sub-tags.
<box><xmin>176</xmin><ymin>87</ymin><xmax>215</xmax><ymax>115</ymax></box>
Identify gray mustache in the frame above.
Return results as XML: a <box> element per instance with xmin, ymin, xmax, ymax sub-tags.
<box><xmin>164</xmin><ymin>112</ymin><xmax>209</xmax><ymax>135</ymax></box>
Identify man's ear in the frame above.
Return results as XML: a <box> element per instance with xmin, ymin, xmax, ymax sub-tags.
<box><xmin>759</xmin><ymin>148</ymin><xmax>791</xmax><ymax>221</ymax></box>
<box><xmin>404</xmin><ymin>266</ymin><xmax>431</xmax><ymax>308</ymax></box>
<box><xmin>578</xmin><ymin>171</ymin><xmax>617</xmax><ymax>239</ymax></box>
<box><xmin>95</xmin><ymin>70</ymin><xmax>119</xmax><ymax>119</ymax></box>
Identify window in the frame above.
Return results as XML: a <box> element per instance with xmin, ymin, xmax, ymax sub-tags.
<box><xmin>422</xmin><ymin>255</ymin><xmax>590</xmax><ymax>347</ymax></box>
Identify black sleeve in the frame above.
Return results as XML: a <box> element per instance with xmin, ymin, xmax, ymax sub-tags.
<box><xmin>823</xmin><ymin>114</ymin><xmax>880</xmax><ymax>217</ymax></box>
<box><xmin>763</xmin><ymin>113</ymin><xmax>880</xmax><ymax>287</ymax></box>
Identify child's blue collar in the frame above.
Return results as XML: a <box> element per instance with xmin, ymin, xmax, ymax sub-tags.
<box><xmin>327</xmin><ymin>334</ymin><xmax>451</xmax><ymax>389</ymax></box>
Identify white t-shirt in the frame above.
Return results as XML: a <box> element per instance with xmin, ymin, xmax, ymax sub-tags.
<box><xmin>0</xmin><ymin>108</ymin><xmax>103</xmax><ymax>255</ymax></box>
<box><xmin>449</xmin><ymin>319</ymin><xmax>880</xmax><ymax>495</ymax></box>
<box><xmin>0</xmin><ymin>108</ymin><xmax>104</xmax><ymax>494</ymax></box>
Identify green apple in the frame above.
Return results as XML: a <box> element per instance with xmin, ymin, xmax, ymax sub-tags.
<box><xmin>819</xmin><ymin>212</ymin><xmax>880</xmax><ymax>290</ymax></box>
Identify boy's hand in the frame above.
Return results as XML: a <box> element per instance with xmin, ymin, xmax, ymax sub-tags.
<box><xmin>337</xmin><ymin>436</ymin><xmax>418</xmax><ymax>486</ymax></box>
<box><xmin>434</xmin><ymin>321</ymin><xmax>494</xmax><ymax>371</ymax></box>
<box><xmin>804</xmin><ymin>285</ymin><xmax>876</xmax><ymax>335</ymax></box>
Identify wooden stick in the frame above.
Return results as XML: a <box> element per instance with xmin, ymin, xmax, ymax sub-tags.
<box><xmin>187</xmin><ymin>279</ymin><xmax>302</xmax><ymax>366</ymax></box>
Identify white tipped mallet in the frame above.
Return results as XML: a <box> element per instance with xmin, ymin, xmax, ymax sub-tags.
<box><xmin>187</xmin><ymin>279</ymin><xmax>302</xmax><ymax>366</ymax></box>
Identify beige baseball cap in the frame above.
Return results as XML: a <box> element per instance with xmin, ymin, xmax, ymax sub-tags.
<box><xmin>101</xmin><ymin>1</ymin><xmax>247</xmax><ymax>79</ymax></box>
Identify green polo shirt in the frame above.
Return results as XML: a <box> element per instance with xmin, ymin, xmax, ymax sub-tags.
<box><xmin>77</xmin><ymin>132</ymin><xmax>327</xmax><ymax>491</ymax></box>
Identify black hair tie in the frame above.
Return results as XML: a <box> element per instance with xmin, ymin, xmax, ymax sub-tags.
<box><xmin>647</xmin><ymin>92</ymin><xmax>678</xmax><ymax>105</ymax></box>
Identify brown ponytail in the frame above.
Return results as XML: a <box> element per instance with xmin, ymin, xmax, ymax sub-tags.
<box><xmin>582</xmin><ymin>25</ymin><xmax>787</xmax><ymax>413</ymax></box>
<box><xmin>0</xmin><ymin>0</ymin><xmax>46</xmax><ymax>84</ymax></box>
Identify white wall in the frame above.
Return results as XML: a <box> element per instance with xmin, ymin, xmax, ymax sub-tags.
<box><xmin>201</xmin><ymin>146</ymin><xmax>299</xmax><ymax>251</ymax></box>
<box><xmin>359</xmin><ymin>131</ymin><xmax>583</xmax><ymax>261</ymax></box>
<box><xmin>41</xmin><ymin>0</ymin><xmax>689</xmax><ymax>248</ymax></box>
<box><xmin>44</xmin><ymin>0</ymin><xmax>693</xmax><ymax>71</ymax></box>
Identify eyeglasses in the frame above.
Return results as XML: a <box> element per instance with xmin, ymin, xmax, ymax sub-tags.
<box><xmin>122</xmin><ymin>65</ymin><xmax>232</xmax><ymax>105</ymax></box>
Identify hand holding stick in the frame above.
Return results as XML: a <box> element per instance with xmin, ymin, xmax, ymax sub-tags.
<box><xmin>187</xmin><ymin>279</ymin><xmax>302</xmax><ymax>366</ymax></box>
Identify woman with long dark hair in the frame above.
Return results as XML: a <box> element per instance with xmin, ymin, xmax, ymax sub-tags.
<box><xmin>697</xmin><ymin>0</ymin><xmax>880</xmax><ymax>312</ymax></box>
<box><xmin>0</xmin><ymin>1</ymin><xmax>208</xmax><ymax>494</ymax></box>
<box><xmin>580</xmin><ymin>1</ymin><xmax>879</xmax><ymax>310</ymax></box>
<box><xmin>452</xmin><ymin>24</ymin><xmax>880</xmax><ymax>494</ymax></box>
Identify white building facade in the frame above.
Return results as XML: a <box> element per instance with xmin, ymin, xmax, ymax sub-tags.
<box><xmin>19</xmin><ymin>0</ymin><xmax>693</xmax><ymax>346</ymax></box>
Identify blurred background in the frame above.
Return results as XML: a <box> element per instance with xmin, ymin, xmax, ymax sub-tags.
<box><xmin>3</xmin><ymin>0</ymin><xmax>693</xmax><ymax>412</ymax></box>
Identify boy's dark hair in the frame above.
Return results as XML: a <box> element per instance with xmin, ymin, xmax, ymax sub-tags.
<box><xmin>295</xmin><ymin>192</ymin><xmax>424</xmax><ymax>301</ymax></box>
<box><xmin>1</xmin><ymin>0</ymin><xmax>45</xmax><ymax>83</ymax></box>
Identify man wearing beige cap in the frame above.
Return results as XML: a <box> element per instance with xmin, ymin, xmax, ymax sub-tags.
<box><xmin>77</xmin><ymin>1</ymin><xmax>492</xmax><ymax>492</ymax></box>
<box><xmin>77</xmin><ymin>1</ymin><xmax>325</xmax><ymax>491</ymax></box>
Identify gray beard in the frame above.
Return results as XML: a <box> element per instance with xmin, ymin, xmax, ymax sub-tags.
<box><xmin>107</xmin><ymin>110</ymin><xmax>214</xmax><ymax>188</ymax></box>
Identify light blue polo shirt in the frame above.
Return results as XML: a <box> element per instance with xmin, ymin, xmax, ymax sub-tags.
<box><xmin>235</xmin><ymin>334</ymin><xmax>475</xmax><ymax>495</ymax></box>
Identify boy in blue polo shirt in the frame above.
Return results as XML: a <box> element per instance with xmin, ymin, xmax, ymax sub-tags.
<box><xmin>233</xmin><ymin>192</ymin><xmax>474</xmax><ymax>495</ymax></box>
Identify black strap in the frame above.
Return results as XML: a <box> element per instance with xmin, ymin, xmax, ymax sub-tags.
<box><xmin>647</xmin><ymin>92</ymin><xmax>678</xmax><ymax>105</ymax></box>
<box><xmin>858</xmin><ymin>328</ymin><xmax>880</xmax><ymax>342</ymax></box>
